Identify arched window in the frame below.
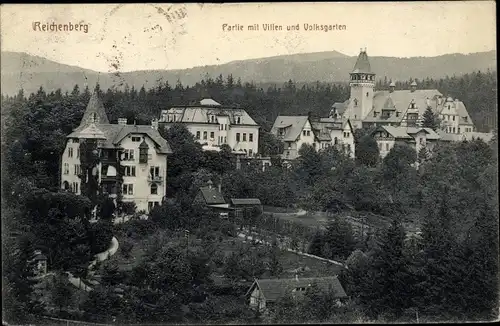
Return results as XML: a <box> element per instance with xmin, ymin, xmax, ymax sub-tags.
<box><xmin>150</xmin><ymin>183</ymin><xmax>158</xmax><ymax>195</ymax></box>
<box><xmin>366</xmin><ymin>92</ymin><xmax>369</xmax><ymax>97</ymax></box>
<box><xmin>62</xmin><ymin>181</ymin><xmax>70</xmax><ymax>190</ymax></box>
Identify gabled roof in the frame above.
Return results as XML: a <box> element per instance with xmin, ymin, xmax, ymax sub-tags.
<box><xmin>406</xmin><ymin>127</ymin><xmax>441</xmax><ymax>140</ymax></box>
<box><xmin>350</xmin><ymin>50</ymin><xmax>373</xmax><ymax>74</ymax></box>
<box><xmin>364</xmin><ymin>89</ymin><xmax>443</xmax><ymax>123</ymax></box>
<box><xmin>199</xmin><ymin>186</ymin><xmax>226</xmax><ymax>205</ymax></box>
<box><xmin>79</xmin><ymin>92</ymin><xmax>110</xmax><ymax>126</ymax></box>
<box><xmin>231</xmin><ymin>198</ymin><xmax>262</xmax><ymax>206</ymax></box>
<box><xmin>271</xmin><ymin>116</ymin><xmax>309</xmax><ymax>142</ymax></box>
<box><xmin>68</xmin><ymin>124</ymin><xmax>172</xmax><ymax>154</ymax></box>
<box><xmin>200</xmin><ymin>98</ymin><xmax>221</xmax><ymax>106</ymax></box>
<box><xmin>375</xmin><ymin>126</ymin><xmax>413</xmax><ymax>139</ymax></box>
<box><xmin>331</xmin><ymin>100</ymin><xmax>349</xmax><ymax>116</ymax></box>
<box><xmin>247</xmin><ymin>276</ymin><xmax>347</xmax><ymax>302</ymax></box>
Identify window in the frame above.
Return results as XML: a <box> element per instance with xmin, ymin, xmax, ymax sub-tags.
<box><xmin>236</xmin><ymin>133</ymin><xmax>240</xmax><ymax>142</ymax></box>
<box><xmin>68</xmin><ymin>147</ymin><xmax>73</xmax><ymax>158</ymax></box>
<box><xmin>173</xmin><ymin>115</ymin><xmax>176</xmax><ymax>122</ymax></box>
<box><xmin>243</xmin><ymin>133</ymin><xmax>247</xmax><ymax>141</ymax></box>
<box><xmin>132</xmin><ymin>136</ymin><xmax>141</xmax><ymax>142</ymax></box>
<box><xmin>74</xmin><ymin>164</ymin><xmax>80</xmax><ymax>175</ymax></box>
<box><xmin>225</xmin><ymin>124</ymin><xmax>228</xmax><ymax>130</ymax></box>
<box><xmin>334</xmin><ymin>137</ymin><xmax>338</xmax><ymax>145</ymax></box>
<box><xmin>306</xmin><ymin>130</ymin><xmax>311</xmax><ymax>136</ymax></box>
<box><xmin>396</xmin><ymin>111</ymin><xmax>400</xmax><ymax>117</ymax></box>
<box><xmin>366</xmin><ymin>92</ymin><xmax>369</xmax><ymax>97</ymax></box>
<box><xmin>347</xmin><ymin>144</ymin><xmax>351</xmax><ymax>152</ymax></box>
<box><xmin>458</xmin><ymin>127</ymin><xmax>461</xmax><ymax>133</ymax></box>
<box><xmin>150</xmin><ymin>183</ymin><xmax>158</xmax><ymax>195</ymax></box>
<box><xmin>452</xmin><ymin>116</ymin><xmax>455</xmax><ymax>121</ymax></box>
<box><xmin>303</xmin><ymin>130</ymin><xmax>306</xmax><ymax>136</ymax></box>
<box><xmin>419</xmin><ymin>138</ymin><xmax>424</xmax><ymax>144</ymax></box>
<box><xmin>354</xmin><ymin>99</ymin><xmax>358</xmax><ymax>106</ymax></box>
<box><xmin>150</xmin><ymin>166</ymin><xmax>160</xmax><ymax>177</ymax></box>
<box><xmin>386</xmin><ymin>143</ymin><xmax>389</xmax><ymax>151</ymax></box>
<box><xmin>123</xmin><ymin>149</ymin><xmax>135</xmax><ymax>161</ymax></box>
<box><xmin>196</xmin><ymin>131</ymin><xmax>201</xmax><ymax>139</ymax></box>
<box><xmin>224</xmin><ymin>136</ymin><xmax>227</xmax><ymax>143</ymax></box>
<box><xmin>148</xmin><ymin>201</ymin><xmax>160</xmax><ymax>211</ymax></box>
<box><xmin>379</xmin><ymin>143</ymin><xmax>383</xmax><ymax>150</ymax></box>
<box><xmin>237</xmin><ymin>117</ymin><xmax>241</xmax><ymax>124</ymax></box>
<box><xmin>72</xmin><ymin>182</ymin><xmax>79</xmax><ymax>194</ymax></box>
<box><xmin>123</xmin><ymin>184</ymin><xmax>134</xmax><ymax>195</ymax></box>
<box><xmin>72</xmin><ymin>138</ymin><xmax>79</xmax><ymax>143</ymax></box>
<box><xmin>77</xmin><ymin>148</ymin><xmax>80</xmax><ymax>159</ymax></box>
<box><xmin>203</xmin><ymin>131</ymin><xmax>207</xmax><ymax>140</ymax></box>
<box><xmin>452</xmin><ymin>127</ymin><xmax>455</xmax><ymax>133</ymax></box>
<box><xmin>63</xmin><ymin>163</ymin><xmax>69</xmax><ymax>175</ymax></box>
<box><xmin>139</xmin><ymin>147</ymin><xmax>148</xmax><ymax>164</ymax></box>
<box><xmin>249</xmin><ymin>133</ymin><xmax>253</xmax><ymax>142</ymax></box>
<box><xmin>91</xmin><ymin>112</ymin><xmax>97</xmax><ymax>123</ymax></box>
<box><xmin>124</xmin><ymin>166</ymin><xmax>136</xmax><ymax>176</ymax></box>
<box><xmin>249</xmin><ymin>149</ymin><xmax>253</xmax><ymax>156</ymax></box>
<box><xmin>210</xmin><ymin>132</ymin><xmax>215</xmax><ymax>139</ymax></box>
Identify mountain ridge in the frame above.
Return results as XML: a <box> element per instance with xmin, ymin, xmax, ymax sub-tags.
<box><xmin>1</xmin><ymin>50</ymin><xmax>496</xmax><ymax>96</ymax></box>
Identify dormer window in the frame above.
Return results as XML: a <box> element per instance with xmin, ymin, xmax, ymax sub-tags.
<box><xmin>237</xmin><ymin>117</ymin><xmax>241</xmax><ymax>124</ymax></box>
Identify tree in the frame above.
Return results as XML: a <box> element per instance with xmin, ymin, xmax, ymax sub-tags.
<box><xmin>259</xmin><ymin>131</ymin><xmax>284</xmax><ymax>157</ymax></box>
<box><xmin>355</xmin><ymin>134</ymin><xmax>380</xmax><ymax>167</ymax></box>
<box><xmin>320</xmin><ymin>217</ymin><xmax>357</xmax><ymax>261</ymax></box>
<box><xmin>360</xmin><ymin>216</ymin><xmax>415</xmax><ymax>320</ymax></box>
<box><xmin>267</xmin><ymin>237</ymin><xmax>283</xmax><ymax>277</ymax></box>
<box><xmin>422</xmin><ymin>107</ymin><xmax>440</xmax><ymax>131</ymax></box>
<box><xmin>51</xmin><ymin>276</ymin><xmax>73</xmax><ymax>313</ymax></box>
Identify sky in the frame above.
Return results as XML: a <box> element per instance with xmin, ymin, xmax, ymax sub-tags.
<box><xmin>1</xmin><ymin>2</ymin><xmax>496</xmax><ymax>73</ymax></box>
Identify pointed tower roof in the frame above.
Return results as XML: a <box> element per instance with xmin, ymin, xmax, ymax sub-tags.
<box><xmin>351</xmin><ymin>48</ymin><xmax>373</xmax><ymax>74</ymax></box>
<box><xmin>389</xmin><ymin>81</ymin><xmax>396</xmax><ymax>87</ymax></box>
<box><xmin>79</xmin><ymin>92</ymin><xmax>109</xmax><ymax>127</ymax></box>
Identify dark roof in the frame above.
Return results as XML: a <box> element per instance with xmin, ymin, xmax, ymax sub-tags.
<box><xmin>199</xmin><ymin>186</ymin><xmax>226</xmax><ymax>205</ymax></box>
<box><xmin>80</xmin><ymin>92</ymin><xmax>110</xmax><ymax>126</ymax></box>
<box><xmin>231</xmin><ymin>198</ymin><xmax>262</xmax><ymax>205</ymax></box>
<box><xmin>32</xmin><ymin>254</ymin><xmax>47</xmax><ymax>261</ymax></box>
<box><xmin>351</xmin><ymin>50</ymin><xmax>373</xmax><ymax>74</ymax></box>
<box><xmin>69</xmin><ymin>124</ymin><xmax>172</xmax><ymax>154</ymax></box>
<box><xmin>248</xmin><ymin>276</ymin><xmax>347</xmax><ymax>302</ymax></box>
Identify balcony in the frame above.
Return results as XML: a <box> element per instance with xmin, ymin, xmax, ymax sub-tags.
<box><xmin>148</xmin><ymin>175</ymin><xmax>163</xmax><ymax>183</ymax></box>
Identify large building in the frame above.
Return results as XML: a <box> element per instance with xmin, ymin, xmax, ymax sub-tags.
<box><xmin>270</xmin><ymin>115</ymin><xmax>355</xmax><ymax>160</ymax></box>
<box><xmin>333</xmin><ymin>48</ymin><xmax>478</xmax><ymax>135</ymax></box>
<box><xmin>159</xmin><ymin>99</ymin><xmax>260</xmax><ymax>157</ymax></box>
<box><xmin>60</xmin><ymin>92</ymin><xmax>172</xmax><ymax>213</ymax></box>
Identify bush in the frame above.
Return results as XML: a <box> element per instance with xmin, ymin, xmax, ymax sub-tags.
<box><xmin>121</xmin><ymin>202</ymin><xmax>137</xmax><ymax>215</ymax></box>
<box><xmin>120</xmin><ymin>239</ymin><xmax>134</xmax><ymax>259</ymax></box>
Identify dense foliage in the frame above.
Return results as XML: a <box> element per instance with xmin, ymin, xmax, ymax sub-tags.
<box><xmin>1</xmin><ymin>72</ymin><xmax>498</xmax><ymax>324</ymax></box>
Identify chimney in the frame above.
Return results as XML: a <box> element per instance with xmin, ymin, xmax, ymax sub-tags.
<box><xmin>118</xmin><ymin>118</ymin><xmax>127</xmax><ymax>126</ymax></box>
<box><xmin>218</xmin><ymin>183</ymin><xmax>222</xmax><ymax>193</ymax></box>
<box><xmin>151</xmin><ymin>118</ymin><xmax>158</xmax><ymax>130</ymax></box>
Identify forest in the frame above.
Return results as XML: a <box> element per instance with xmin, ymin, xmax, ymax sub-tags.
<box><xmin>1</xmin><ymin>70</ymin><xmax>498</xmax><ymax>324</ymax></box>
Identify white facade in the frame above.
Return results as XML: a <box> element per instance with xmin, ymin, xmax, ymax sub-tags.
<box><xmin>271</xmin><ymin>116</ymin><xmax>355</xmax><ymax>160</ymax></box>
<box><xmin>61</xmin><ymin>92</ymin><xmax>172</xmax><ymax>214</ymax></box>
<box><xmin>159</xmin><ymin>99</ymin><xmax>260</xmax><ymax>157</ymax></box>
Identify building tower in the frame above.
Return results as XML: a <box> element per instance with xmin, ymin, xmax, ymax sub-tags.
<box><xmin>349</xmin><ymin>48</ymin><xmax>375</xmax><ymax>124</ymax></box>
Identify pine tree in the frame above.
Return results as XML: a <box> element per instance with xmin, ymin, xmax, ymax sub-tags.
<box><xmin>360</xmin><ymin>216</ymin><xmax>415</xmax><ymax>320</ymax></box>
<box><xmin>422</xmin><ymin>107</ymin><xmax>439</xmax><ymax>131</ymax></box>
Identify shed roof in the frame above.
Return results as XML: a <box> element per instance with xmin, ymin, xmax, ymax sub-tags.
<box><xmin>231</xmin><ymin>198</ymin><xmax>262</xmax><ymax>205</ymax></box>
<box><xmin>271</xmin><ymin>116</ymin><xmax>309</xmax><ymax>142</ymax></box>
<box><xmin>199</xmin><ymin>186</ymin><xmax>226</xmax><ymax>205</ymax></box>
<box><xmin>248</xmin><ymin>276</ymin><xmax>347</xmax><ymax>302</ymax></box>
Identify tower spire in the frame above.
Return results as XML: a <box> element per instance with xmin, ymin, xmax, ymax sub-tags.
<box><xmin>79</xmin><ymin>92</ymin><xmax>110</xmax><ymax>127</ymax></box>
